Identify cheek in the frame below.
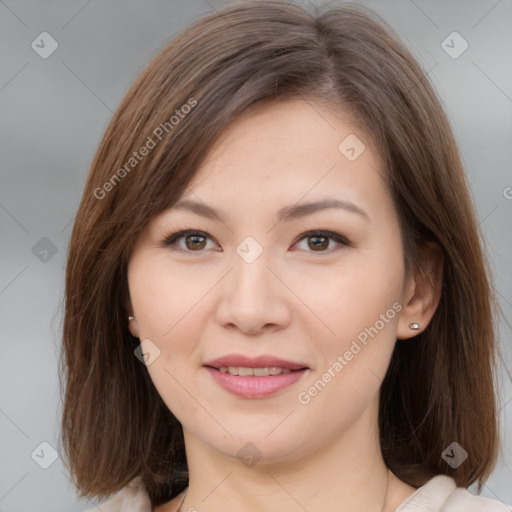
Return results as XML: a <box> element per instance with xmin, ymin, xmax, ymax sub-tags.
<box><xmin>128</xmin><ymin>257</ymin><xmax>214</xmax><ymax>404</ymax></box>
<box><xmin>128</xmin><ymin>256</ymin><xmax>214</xmax><ymax>342</ymax></box>
<box><xmin>295</xmin><ymin>239</ymin><xmax>403</xmax><ymax>405</ymax></box>
<box><xmin>299</xmin><ymin>308</ymin><xmax>399</xmax><ymax>427</ymax></box>
<box><xmin>338</xmin><ymin>272</ymin><xmax>402</xmax><ymax>373</ymax></box>
<box><xmin>294</xmin><ymin>250</ymin><xmax>403</xmax><ymax>351</ymax></box>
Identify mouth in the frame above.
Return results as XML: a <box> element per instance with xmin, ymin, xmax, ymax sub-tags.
<box><xmin>203</xmin><ymin>354</ymin><xmax>309</xmax><ymax>372</ymax></box>
<box><xmin>208</xmin><ymin>366</ymin><xmax>302</xmax><ymax>376</ymax></box>
<box><xmin>202</xmin><ymin>354</ymin><xmax>310</xmax><ymax>398</ymax></box>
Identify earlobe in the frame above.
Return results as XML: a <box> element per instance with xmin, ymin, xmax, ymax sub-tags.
<box><xmin>127</xmin><ymin>314</ymin><xmax>141</xmax><ymax>338</ymax></box>
<box><xmin>397</xmin><ymin>242</ymin><xmax>444</xmax><ymax>340</ymax></box>
<box><xmin>125</xmin><ymin>299</ymin><xmax>140</xmax><ymax>338</ymax></box>
<box><xmin>127</xmin><ymin>316</ymin><xmax>140</xmax><ymax>339</ymax></box>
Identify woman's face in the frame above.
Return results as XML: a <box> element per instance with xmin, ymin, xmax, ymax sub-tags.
<box><xmin>127</xmin><ymin>98</ymin><xmax>414</xmax><ymax>464</ymax></box>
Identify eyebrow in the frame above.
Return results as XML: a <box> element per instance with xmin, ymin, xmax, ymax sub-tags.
<box><xmin>171</xmin><ymin>198</ymin><xmax>369</xmax><ymax>223</ymax></box>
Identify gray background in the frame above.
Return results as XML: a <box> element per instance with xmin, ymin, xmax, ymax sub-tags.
<box><xmin>0</xmin><ymin>0</ymin><xmax>511</xmax><ymax>510</ymax></box>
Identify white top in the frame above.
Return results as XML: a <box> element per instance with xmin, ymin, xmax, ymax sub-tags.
<box><xmin>84</xmin><ymin>474</ymin><xmax>512</xmax><ymax>511</ymax></box>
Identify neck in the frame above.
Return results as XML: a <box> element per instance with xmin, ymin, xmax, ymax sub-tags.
<box><xmin>179</xmin><ymin>399</ymin><xmax>402</xmax><ymax>512</ymax></box>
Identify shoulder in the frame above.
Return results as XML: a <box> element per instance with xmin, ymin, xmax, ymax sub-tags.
<box><xmin>443</xmin><ymin>486</ymin><xmax>512</xmax><ymax>512</ymax></box>
<box><xmin>395</xmin><ymin>475</ymin><xmax>511</xmax><ymax>512</ymax></box>
<box><xmin>83</xmin><ymin>476</ymin><xmax>152</xmax><ymax>512</ymax></box>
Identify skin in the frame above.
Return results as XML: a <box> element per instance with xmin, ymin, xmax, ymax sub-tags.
<box><xmin>126</xmin><ymin>98</ymin><xmax>442</xmax><ymax>512</ymax></box>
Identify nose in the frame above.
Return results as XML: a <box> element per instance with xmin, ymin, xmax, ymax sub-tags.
<box><xmin>214</xmin><ymin>246</ymin><xmax>291</xmax><ymax>335</ymax></box>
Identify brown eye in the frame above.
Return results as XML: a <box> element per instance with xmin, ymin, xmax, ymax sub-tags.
<box><xmin>162</xmin><ymin>230</ymin><xmax>216</xmax><ymax>253</ymax></box>
<box><xmin>293</xmin><ymin>230</ymin><xmax>350</xmax><ymax>253</ymax></box>
<box><xmin>184</xmin><ymin>234</ymin><xmax>207</xmax><ymax>250</ymax></box>
<box><xmin>307</xmin><ymin>234</ymin><xmax>330</xmax><ymax>251</ymax></box>
<box><xmin>162</xmin><ymin>229</ymin><xmax>350</xmax><ymax>254</ymax></box>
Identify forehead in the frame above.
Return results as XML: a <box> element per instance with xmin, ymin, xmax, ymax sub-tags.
<box><xmin>180</xmin><ymin>98</ymin><xmax>387</xmax><ymax>209</ymax></box>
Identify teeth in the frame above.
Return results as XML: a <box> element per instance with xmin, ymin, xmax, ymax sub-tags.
<box><xmin>219</xmin><ymin>366</ymin><xmax>293</xmax><ymax>376</ymax></box>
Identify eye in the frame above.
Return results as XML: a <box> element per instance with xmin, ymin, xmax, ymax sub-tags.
<box><xmin>292</xmin><ymin>230</ymin><xmax>350</xmax><ymax>253</ymax></box>
<box><xmin>160</xmin><ymin>229</ymin><xmax>218</xmax><ymax>253</ymax></box>
<box><xmin>159</xmin><ymin>228</ymin><xmax>350</xmax><ymax>254</ymax></box>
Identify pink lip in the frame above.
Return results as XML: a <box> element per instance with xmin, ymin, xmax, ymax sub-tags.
<box><xmin>203</xmin><ymin>354</ymin><xmax>310</xmax><ymax>399</ymax></box>
<box><xmin>205</xmin><ymin>367</ymin><xmax>308</xmax><ymax>399</ymax></box>
<box><xmin>204</xmin><ymin>354</ymin><xmax>309</xmax><ymax>398</ymax></box>
<box><xmin>203</xmin><ymin>354</ymin><xmax>308</xmax><ymax>371</ymax></box>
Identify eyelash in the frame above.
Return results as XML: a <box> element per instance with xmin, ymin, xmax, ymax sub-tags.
<box><xmin>159</xmin><ymin>227</ymin><xmax>351</xmax><ymax>255</ymax></box>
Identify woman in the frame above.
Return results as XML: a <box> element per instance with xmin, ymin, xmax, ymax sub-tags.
<box><xmin>60</xmin><ymin>1</ymin><xmax>510</xmax><ymax>511</ymax></box>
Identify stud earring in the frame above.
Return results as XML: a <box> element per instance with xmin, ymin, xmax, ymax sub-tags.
<box><xmin>128</xmin><ymin>316</ymin><xmax>135</xmax><ymax>321</ymax></box>
<box><xmin>409</xmin><ymin>322</ymin><xmax>420</xmax><ymax>330</ymax></box>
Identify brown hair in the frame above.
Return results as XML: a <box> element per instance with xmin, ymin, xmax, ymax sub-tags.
<box><xmin>59</xmin><ymin>0</ymin><xmax>502</xmax><ymax>506</ymax></box>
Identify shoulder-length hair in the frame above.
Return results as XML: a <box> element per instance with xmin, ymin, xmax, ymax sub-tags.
<box><xmin>59</xmin><ymin>0</ymin><xmax>501</xmax><ymax>506</ymax></box>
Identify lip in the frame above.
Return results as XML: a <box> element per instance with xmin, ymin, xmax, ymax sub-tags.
<box><xmin>203</xmin><ymin>354</ymin><xmax>310</xmax><ymax>399</ymax></box>
<box><xmin>203</xmin><ymin>354</ymin><xmax>309</xmax><ymax>371</ymax></box>
<box><xmin>205</xmin><ymin>367</ymin><xmax>308</xmax><ymax>398</ymax></box>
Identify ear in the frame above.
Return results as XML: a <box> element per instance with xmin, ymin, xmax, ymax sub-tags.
<box><xmin>125</xmin><ymin>296</ymin><xmax>141</xmax><ymax>339</ymax></box>
<box><xmin>397</xmin><ymin>241</ymin><xmax>444</xmax><ymax>340</ymax></box>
